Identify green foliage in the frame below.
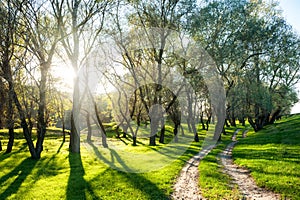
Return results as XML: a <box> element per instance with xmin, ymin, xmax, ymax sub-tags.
<box><xmin>233</xmin><ymin>114</ymin><xmax>300</xmax><ymax>199</ymax></box>
<box><xmin>189</xmin><ymin>0</ymin><xmax>300</xmax><ymax>131</ymax></box>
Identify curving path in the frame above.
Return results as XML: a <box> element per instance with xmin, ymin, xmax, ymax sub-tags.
<box><xmin>220</xmin><ymin>130</ymin><xmax>281</xmax><ymax>200</ymax></box>
<box><xmin>171</xmin><ymin>144</ymin><xmax>216</xmax><ymax>200</ymax></box>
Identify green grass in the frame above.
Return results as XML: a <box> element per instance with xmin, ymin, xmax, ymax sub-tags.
<box><xmin>2</xmin><ymin>116</ymin><xmax>299</xmax><ymax>199</ymax></box>
<box><xmin>233</xmin><ymin>114</ymin><xmax>300</xmax><ymax>199</ymax></box>
<box><xmin>198</xmin><ymin>126</ymin><xmax>244</xmax><ymax>200</ymax></box>
<box><xmin>0</xmin><ymin>127</ymin><xmax>206</xmax><ymax>199</ymax></box>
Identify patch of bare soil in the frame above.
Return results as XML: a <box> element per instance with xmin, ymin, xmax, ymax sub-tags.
<box><xmin>220</xmin><ymin>134</ymin><xmax>281</xmax><ymax>200</ymax></box>
<box><xmin>171</xmin><ymin>145</ymin><xmax>215</xmax><ymax>200</ymax></box>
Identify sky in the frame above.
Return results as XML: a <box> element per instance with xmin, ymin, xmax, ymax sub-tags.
<box><xmin>277</xmin><ymin>0</ymin><xmax>300</xmax><ymax>113</ymax></box>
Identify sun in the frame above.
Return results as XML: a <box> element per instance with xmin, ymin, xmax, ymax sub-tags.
<box><xmin>51</xmin><ymin>59</ymin><xmax>76</xmax><ymax>92</ymax></box>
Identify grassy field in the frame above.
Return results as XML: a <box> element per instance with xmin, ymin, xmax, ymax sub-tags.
<box><xmin>1</xmin><ymin>115</ymin><xmax>299</xmax><ymax>199</ymax></box>
<box><xmin>0</xmin><ymin>125</ymin><xmax>207</xmax><ymax>200</ymax></box>
<box><xmin>233</xmin><ymin>115</ymin><xmax>300</xmax><ymax>199</ymax></box>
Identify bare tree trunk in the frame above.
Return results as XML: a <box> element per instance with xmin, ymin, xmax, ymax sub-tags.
<box><xmin>206</xmin><ymin>114</ymin><xmax>211</xmax><ymax>131</ymax></box>
<box><xmin>36</xmin><ymin>67</ymin><xmax>48</xmax><ymax>159</ymax></box>
<box><xmin>86</xmin><ymin>112</ymin><xmax>92</xmax><ymax>142</ymax></box>
<box><xmin>94</xmin><ymin>104</ymin><xmax>108</xmax><ymax>148</ymax></box>
<box><xmin>180</xmin><ymin>125</ymin><xmax>185</xmax><ymax>136</ymax></box>
<box><xmin>248</xmin><ymin>117</ymin><xmax>258</xmax><ymax>132</ymax></box>
<box><xmin>173</xmin><ymin>123</ymin><xmax>179</xmax><ymax>143</ymax></box>
<box><xmin>62</xmin><ymin>120</ymin><xmax>66</xmax><ymax>143</ymax></box>
<box><xmin>159</xmin><ymin>118</ymin><xmax>165</xmax><ymax>143</ymax></box>
<box><xmin>200</xmin><ymin>112</ymin><xmax>206</xmax><ymax>130</ymax></box>
<box><xmin>269</xmin><ymin>108</ymin><xmax>281</xmax><ymax>124</ymax></box>
<box><xmin>187</xmin><ymin>91</ymin><xmax>199</xmax><ymax>142</ymax></box>
<box><xmin>70</xmin><ymin>78</ymin><xmax>81</xmax><ymax>153</ymax></box>
<box><xmin>6</xmin><ymin>83</ymin><xmax>14</xmax><ymax>154</ymax></box>
<box><xmin>12</xmin><ymin>88</ymin><xmax>38</xmax><ymax>158</ymax></box>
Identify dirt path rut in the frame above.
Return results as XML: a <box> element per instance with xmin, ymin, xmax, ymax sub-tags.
<box><xmin>220</xmin><ymin>130</ymin><xmax>281</xmax><ymax>200</ymax></box>
<box><xmin>171</xmin><ymin>144</ymin><xmax>215</xmax><ymax>200</ymax></box>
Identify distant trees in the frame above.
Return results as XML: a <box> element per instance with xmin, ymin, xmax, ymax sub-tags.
<box><xmin>190</xmin><ymin>0</ymin><xmax>300</xmax><ymax>131</ymax></box>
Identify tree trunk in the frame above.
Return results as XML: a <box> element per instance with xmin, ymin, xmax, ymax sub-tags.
<box><xmin>115</xmin><ymin>125</ymin><xmax>120</xmax><ymax>138</ymax></box>
<box><xmin>132</xmin><ymin>135</ymin><xmax>137</xmax><ymax>146</ymax></box>
<box><xmin>192</xmin><ymin>122</ymin><xmax>199</xmax><ymax>142</ymax></box>
<box><xmin>94</xmin><ymin>104</ymin><xmax>108</xmax><ymax>148</ymax></box>
<box><xmin>6</xmin><ymin>128</ymin><xmax>14</xmax><ymax>154</ymax></box>
<box><xmin>2</xmin><ymin>46</ymin><xmax>37</xmax><ymax>157</ymax></box>
<box><xmin>86</xmin><ymin>112</ymin><xmax>92</xmax><ymax>142</ymax></box>
<box><xmin>180</xmin><ymin>125</ymin><xmax>184</xmax><ymax>136</ymax></box>
<box><xmin>269</xmin><ymin>108</ymin><xmax>281</xmax><ymax>124</ymax></box>
<box><xmin>248</xmin><ymin>117</ymin><xmax>258</xmax><ymax>132</ymax></box>
<box><xmin>173</xmin><ymin>124</ymin><xmax>178</xmax><ymax>143</ymax></box>
<box><xmin>213</xmin><ymin>103</ymin><xmax>225</xmax><ymax>141</ymax></box>
<box><xmin>122</xmin><ymin>124</ymin><xmax>127</xmax><ymax>138</ymax></box>
<box><xmin>159</xmin><ymin>118</ymin><xmax>165</xmax><ymax>143</ymax></box>
<box><xmin>206</xmin><ymin>115</ymin><xmax>212</xmax><ymax>131</ymax></box>
<box><xmin>187</xmin><ymin>119</ymin><xmax>192</xmax><ymax>132</ymax></box>
<box><xmin>70</xmin><ymin>78</ymin><xmax>81</xmax><ymax>153</ymax></box>
<box><xmin>239</xmin><ymin>117</ymin><xmax>245</xmax><ymax>126</ymax></box>
<box><xmin>13</xmin><ymin>89</ymin><xmax>38</xmax><ymax>159</ymax></box>
<box><xmin>62</xmin><ymin>117</ymin><xmax>66</xmax><ymax>143</ymax></box>
<box><xmin>6</xmin><ymin>84</ymin><xmax>14</xmax><ymax>154</ymax></box>
<box><xmin>36</xmin><ymin>67</ymin><xmax>48</xmax><ymax>159</ymax></box>
<box><xmin>229</xmin><ymin>114</ymin><xmax>236</xmax><ymax>127</ymax></box>
<box><xmin>200</xmin><ymin>112</ymin><xmax>206</xmax><ymax>130</ymax></box>
<box><xmin>187</xmin><ymin>92</ymin><xmax>199</xmax><ymax>142</ymax></box>
<box><xmin>149</xmin><ymin>118</ymin><xmax>158</xmax><ymax>146</ymax></box>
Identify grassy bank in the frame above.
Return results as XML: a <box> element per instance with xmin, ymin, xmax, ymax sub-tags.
<box><xmin>233</xmin><ymin>115</ymin><xmax>300</xmax><ymax>199</ymax></box>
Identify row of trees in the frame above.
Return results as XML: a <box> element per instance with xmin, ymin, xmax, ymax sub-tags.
<box><xmin>0</xmin><ymin>0</ymin><xmax>299</xmax><ymax>158</ymax></box>
<box><xmin>189</xmin><ymin>0</ymin><xmax>300</xmax><ymax>131</ymax></box>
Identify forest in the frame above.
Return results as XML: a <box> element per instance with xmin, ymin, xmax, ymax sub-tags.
<box><xmin>0</xmin><ymin>0</ymin><xmax>300</xmax><ymax>199</ymax></box>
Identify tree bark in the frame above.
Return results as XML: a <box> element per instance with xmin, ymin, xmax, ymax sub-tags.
<box><xmin>86</xmin><ymin>112</ymin><xmax>92</xmax><ymax>142</ymax></box>
<box><xmin>269</xmin><ymin>108</ymin><xmax>281</xmax><ymax>124</ymax></box>
<box><xmin>173</xmin><ymin>123</ymin><xmax>179</xmax><ymax>143</ymax></box>
<box><xmin>159</xmin><ymin>118</ymin><xmax>165</xmax><ymax>143</ymax></box>
<box><xmin>132</xmin><ymin>135</ymin><xmax>137</xmax><ymax>146</ymax></box>
<box><xmin>6</xmin><ymin>83</ymin><xmax>14</xmax><ymax>154</ymax></box>
<box><xmin>200</xmin><ymin>112</ymin><xmax>206</xmax><ymax>130</ymax></box>
<box><xmin>70</xmin><ymin>78</ymin><xmax>81</xmax><ymax>153</ymax></box>
<box><xmin>149</xmin><ymin>119</ymin><xmax>157</xmax><ymax>146</ymax></box>
<box><xmin>12</xmin><ymin>89</ymin><xmax>38</xmax><ymax>158</ymax></box>
<box><xmin>35</xmin><ymin>66</ymin><xmax>48</xmax><ymax>159</ymax></box>
<box><xmin>94</xmin><ymin>104</ymin><xmax>108</xmax><ymax>148</ymax></box>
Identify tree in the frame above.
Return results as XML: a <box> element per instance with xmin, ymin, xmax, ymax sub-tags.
<box><xmin>190</xmin><ymin>0</ymin><xmax>300</xmax><ymax>132</ymax></box>
<box><xmin>56</xmin><ymin>0</ymin><xmax>110</xmax><ymax>153</ymax></box>
<box><xmin>0</xmin><ymin>0</ymin><xmax>36</xmax><ymax>155</ymax></box>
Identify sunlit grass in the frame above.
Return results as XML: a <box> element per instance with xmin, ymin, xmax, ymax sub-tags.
<box><xmin>233</xmin><ymin>114</ymin><xmax>300</xmax><ymax>199</ymax></box>
<box><xmin>0</xmin><ymin>126</ymin><xmax>207</xmax><ymax>199</ymax></box>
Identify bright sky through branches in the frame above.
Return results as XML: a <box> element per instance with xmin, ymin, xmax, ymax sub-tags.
<box><xmin>277</xmin><ymin>0</ymin><xmax>300</xmax><ymax>113</ymax></box>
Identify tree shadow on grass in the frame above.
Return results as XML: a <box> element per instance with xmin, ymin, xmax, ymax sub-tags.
<box><xmin>87</xmin><ymin>142</ymin><xmax>170</xmax><ymax>199</ymax></box>
<box><xmin>67</xmin><ymin>153</ymin><xmax>100</xmax><ymax>200</ymax></box>
<box><xmin>0</xmin><ymin>142</ymin><xmax>28</xmax><ymax>163</ymax></box>
<box><xmin>56</xmin><ymin>140</ymin><xmax>65</xmax><ymax>154</ymax></box>
<box><xmin>0</xmin><ymin>158</ymin><xmax>37</xmax><ymax>199</ymax></box>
